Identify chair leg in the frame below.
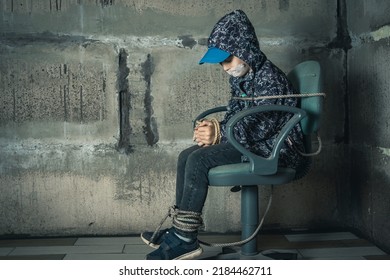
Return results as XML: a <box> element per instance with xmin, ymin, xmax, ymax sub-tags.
<box><xmin>240</xmin><ymin>185</ymin><xmax>299</xmax><ymax>260</ymax></box>
<box><xmin>241</xmin><ymin>185</ymin><xmax>259</xmax><ymax>255</ymax></box>
<box><xmin>201</xmin><ymin>185</ymin><xmax>298</xmax><ymax>260</ymax></box>
<box><xmin>201</xmin><ymin>185</ymin><xmax>271</xmax><ymax>259</ymax></box>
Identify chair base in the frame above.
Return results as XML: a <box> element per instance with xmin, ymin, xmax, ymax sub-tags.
<box><xmin>201</xmin><ymin>246</ymin><xmax>298</xmax><ymax>260</ymax></box>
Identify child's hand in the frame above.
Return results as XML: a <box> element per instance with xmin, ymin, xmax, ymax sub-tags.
<box><xmin>193</xmin><ymin>120</ymin><xmax>215</xmax><ymax>147</ymax></box>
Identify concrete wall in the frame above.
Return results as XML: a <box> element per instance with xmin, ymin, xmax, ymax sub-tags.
<box><xmin>0</xmin><ymin>0</ymin><xmax>346</xmax><ymax>238</ymax></box>
<box><xmin>346</xmin><ymin>0</ymin><xmax>390</xmax><ymax>252</ymax></box>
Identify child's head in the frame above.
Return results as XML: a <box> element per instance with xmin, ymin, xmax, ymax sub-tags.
<box><xmin>198</xmin><ymin>47</ymin><xmax>250</xmax><ymax>77</ymax></box>
<box><xmin>199</xmin><ymin>10</ymin><xmax>266</xmax><ymax>73</ymax></box>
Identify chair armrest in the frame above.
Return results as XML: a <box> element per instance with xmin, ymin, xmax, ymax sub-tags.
<box><xmin>226</xmin><ymin>105</ymin><xmax>307</xmax><ymax>175</ymax></box>
<box><xmin>193</xmin><ymin>106</ymin><xmax>228</xmax><ymax>128</ymax></box>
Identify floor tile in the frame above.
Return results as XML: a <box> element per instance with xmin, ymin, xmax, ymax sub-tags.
<box><xmin>364</xmin><ymin>255</ymin><xmax>390</xmax><ymax>260</ymax></box>
<box><xmin>260</xmin><ymin>249</ymin><xmax>302</xmax><ymax>260</ymax></box>
<box><xmin>0</xmin><ymin>247</ymin><xmax>14</xmax><ymax>256</ymax></box>
<box><xmin>9</xmin><ymin>245</ymin><xmax>124</xmax><ymax>256</ymax></box>
<box><xmin>298</xmin><ymin>246</ymin><xmax>386</xmax><ymax>259</ymax></box>
<box><xmin>75</xmin><ymin>237</ymin><xmax>142</xmax><ymax>246</ymax></box>
<box><xmin>196</xmin><ymin>245</ymin><xmax>223</xmax><ymax>259</ymax></box>
<box><xmin>0</xmin><ymin>231</ymin><xmax>387</xmax><ymax>260</ymax></box>
<box><xmin>286</xmin><ymin>240</ymin><xmax>360</xmax><ymax>249</ymax></box>
<box><xmin>0</xmin><ymin>254</ymin><xmax>65</xmax><ymax>260</ymax></box>
<box><xmin>340</xmin><ymin>238</ymin><xmax>373</xmax><ymax>246</ymax></box>
<box><xmin>198</xmin><ymin>234</ymin><xmax>240</xmax><ymax>245</ymax></box>
<box><xmin>199</xmin><ymin>248</ymin><xmax>301</xmax><ymax>260</ymax></box>
<box><xmin>0</xmin><ymin>238</ymin><xmax>77</xmax><ymax>247</ymax></box>
<box><xmin>123</xmin><ymin>244</ymin><xmax>154</xmax><ymax>254</ymax></box>
<box><xmin>81</xmin><ymin>249</ymin><xmax>224</xmax><ymax>260</ymax></box>
<box><xmin>258</xmin><ymin>234</ymin><xmax>291</xmax><ymax>250</ymax></box>
<box><xmin>122</xmin><ymin>241</ymin><xmax>223</xmax><ymax>260</ymax></box>
<box><xmin>308</xmin><ymin>256</ymin><xmax>366</xmax><ymax>260</ymax></box>
<box><xmin>285</xmin><ymin>232</ymin><xmax>358</xmax><ymax>242</ymax></box>
<box><xmin>64</xmin><ymin>253</ymin><xmax>144</xmax><ymax>260</ymax></box>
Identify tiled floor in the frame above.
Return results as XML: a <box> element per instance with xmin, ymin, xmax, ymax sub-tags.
<box><xmin>0</xmin><ymin>231</ymin><xmax>389</xmax><ymax>260</ymax></box>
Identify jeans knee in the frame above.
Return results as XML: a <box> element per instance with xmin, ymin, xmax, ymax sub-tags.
<box><xmin>186</xmin><ymin>150</ymin><xmax>205</xmax><ymax>169</ymax></box>
<box><xmin>178</xmin><ymin>145</ymin><xmax>197</xmax><ymax>161</ymax></box>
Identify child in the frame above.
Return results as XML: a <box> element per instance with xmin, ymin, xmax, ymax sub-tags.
<box><xmin>141</xmin><ymin>10</ymin><xmax>308</xmax><ymax>260</ymax></box>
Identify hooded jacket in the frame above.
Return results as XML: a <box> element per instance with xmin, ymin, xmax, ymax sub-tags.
<box><xmin>207</xmin><ymin>10</ymin><xmax>308</xmax><ymax>172</ymax></box>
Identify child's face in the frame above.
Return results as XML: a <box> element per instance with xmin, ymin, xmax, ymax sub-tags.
<box><xmin>220</xmin><ymin>55</ymin><xmax>250</xmax><ymax>77</ymax></box>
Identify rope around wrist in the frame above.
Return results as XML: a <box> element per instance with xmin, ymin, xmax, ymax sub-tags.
<box><xmin>195</xmin><ymin>118</ymin><xmax>221</xmax><ymax>145</ymax></box>
<box><xmin>209</xmin><ymin>118</ymin><xmax>221</xmax><ymax>145</ymax></box>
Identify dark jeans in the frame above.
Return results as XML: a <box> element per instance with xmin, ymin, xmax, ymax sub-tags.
<box><xmin>175</xmin><ymin>143</ymin><xmax>242</xmax><ymax>214</ymax></box>
<box><xmin>173</xmin><ymin>143</ymin><xmax>242</xmax><ymax>239</ymax></box>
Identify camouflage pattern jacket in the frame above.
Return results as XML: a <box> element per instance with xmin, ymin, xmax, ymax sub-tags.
<box><xmin>207</xmin><ymin>10</ymin><xmax>309</xmax><ymax>171</ymax></box>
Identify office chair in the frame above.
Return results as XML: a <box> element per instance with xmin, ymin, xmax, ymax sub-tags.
<box><xmin>195</xmin><ymin>60</ymin><xmax>324</xmax><ymax>259</ymax></box>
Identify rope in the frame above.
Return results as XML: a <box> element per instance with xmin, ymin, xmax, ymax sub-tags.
<box><xmin>147</xmin><ymin>94</ymin><xmax>325</xmax><ymax>247</ymax></box>
<box><xmin>150</xmin><ymin>187</ymin><xmax>273</xmax><ymax>249</ymax></box>
<box><xmin>287</xmin><ymin>134</ymin><xmax>323</xmax><ymax>157</ymax></box>
<box><xmin>173</xmin><ymin>209</ymin><xmax>203</xmax><ymax>233</ymax></box>
<box><xmin>198</xmin><ymin>186</ymin><xmax>273</xmax><ymax>248</ymax></box>
<box><xmin>234</xmin><ymin>92</ymin><xmax>326</xmax><ymax>158</ymax></box>
<box><xmin>232</xmin><ymin>92</ymin><xmax>326</xmax><ymax>101</ymax></box>
<box><xmin>148</xmin><ymin>206</ymin><xmax>203</xmax><ymax>246</ymax></box>
<box><xmin>148</xmin><ymin>206</ymin><xmax>177</xmax><ymax>246</ymax></box>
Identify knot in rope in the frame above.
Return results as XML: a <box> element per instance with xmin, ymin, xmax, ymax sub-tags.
<box><xmin>149</xmin><ymin>206</ymin><xmax>203</xmax><ymax>245</ymax></box>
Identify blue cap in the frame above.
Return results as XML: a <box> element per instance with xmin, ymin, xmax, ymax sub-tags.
<box><xmin>199</xmin><ymin>47</ymin><xmax>231</xmax><ymax>64</ymax></box>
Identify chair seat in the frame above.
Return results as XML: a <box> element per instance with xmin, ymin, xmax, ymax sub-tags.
<box><xmin>208</xmin><ymin>163</ymin><xmax>296</xmax><ymax>186</ymax></box>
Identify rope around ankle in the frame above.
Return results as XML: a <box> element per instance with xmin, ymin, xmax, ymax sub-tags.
<box><xmin>149</xmin><ymin>206</ymin><xmax>202</xmax><ymax>244</ymax></box>
<box><xmin>150</xmin><ymin>186</ymin><xmax>273</xmax><ymax>248</ymax></box>
<box><xmin>173</xmin><ymin>209</ymin><xmax>203</xmax><ymax>233</ymax></box>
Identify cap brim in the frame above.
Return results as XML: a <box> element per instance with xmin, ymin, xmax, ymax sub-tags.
<box><xmin>199</xmin><ymin>47</ymin><xmax>231</xmax><ymax>64</ymax></box>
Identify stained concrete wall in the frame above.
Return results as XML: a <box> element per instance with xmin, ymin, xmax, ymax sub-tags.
<box><xmin>346</xmin><ymin>0</ymin><xmax>390</xmax><ymax>253</ymax></box>
<box><xmin>0</xmin><ymin>0</ymin><xmax>347</xmax><ymax>238</ymax></box>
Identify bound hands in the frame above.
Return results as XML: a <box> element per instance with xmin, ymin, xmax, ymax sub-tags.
<box><xmin>193</xmin><ymin>119</ymin><xmax>220</xmax><ymax>147</ymax></box>
<box><xmin>193</xmin><ymin>120</ymin><xmax>215</xmax><ymax>146</ymax></box>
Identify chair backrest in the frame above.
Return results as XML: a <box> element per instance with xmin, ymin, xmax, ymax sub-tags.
<box><xmin>287</xmin><ymin>60</ymin><xmax>323</xmax><ymax>136</ymax></box>
<box><xmin>287</xmin><ymin>60</ymin><xmax>323</xmax><ymax>155</ymax></box>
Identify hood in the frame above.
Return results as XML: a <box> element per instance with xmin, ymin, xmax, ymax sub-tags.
<box><xmin>207</xmin><ymin>10</ymin><xmax>266</xmax><ymax>72</ymax></box>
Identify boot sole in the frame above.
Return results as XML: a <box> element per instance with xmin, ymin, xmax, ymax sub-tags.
<box><xmin>174</xmin><ymin>247</ymin><xmax>203</xmax><ymax>260</ymax></box>
<box><xmin>140</xmin><ymin>234</ymin><xmax>160</xmax><ymax>249</ymax></box>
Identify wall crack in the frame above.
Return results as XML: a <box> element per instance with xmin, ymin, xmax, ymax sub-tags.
<box><xmin>327</xmin><ymin>0</ymin><xmax>352</xmax><ymax>145</ymax></box>
<box><xmin>116</xmin><ymin>48</ymin><xmax>133</xmax><ymax>154</ymax></box>
<box><xmin>141</xmin><ymin>54</ymin><xmax>159</xmax><ymax>146</ymax></box>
